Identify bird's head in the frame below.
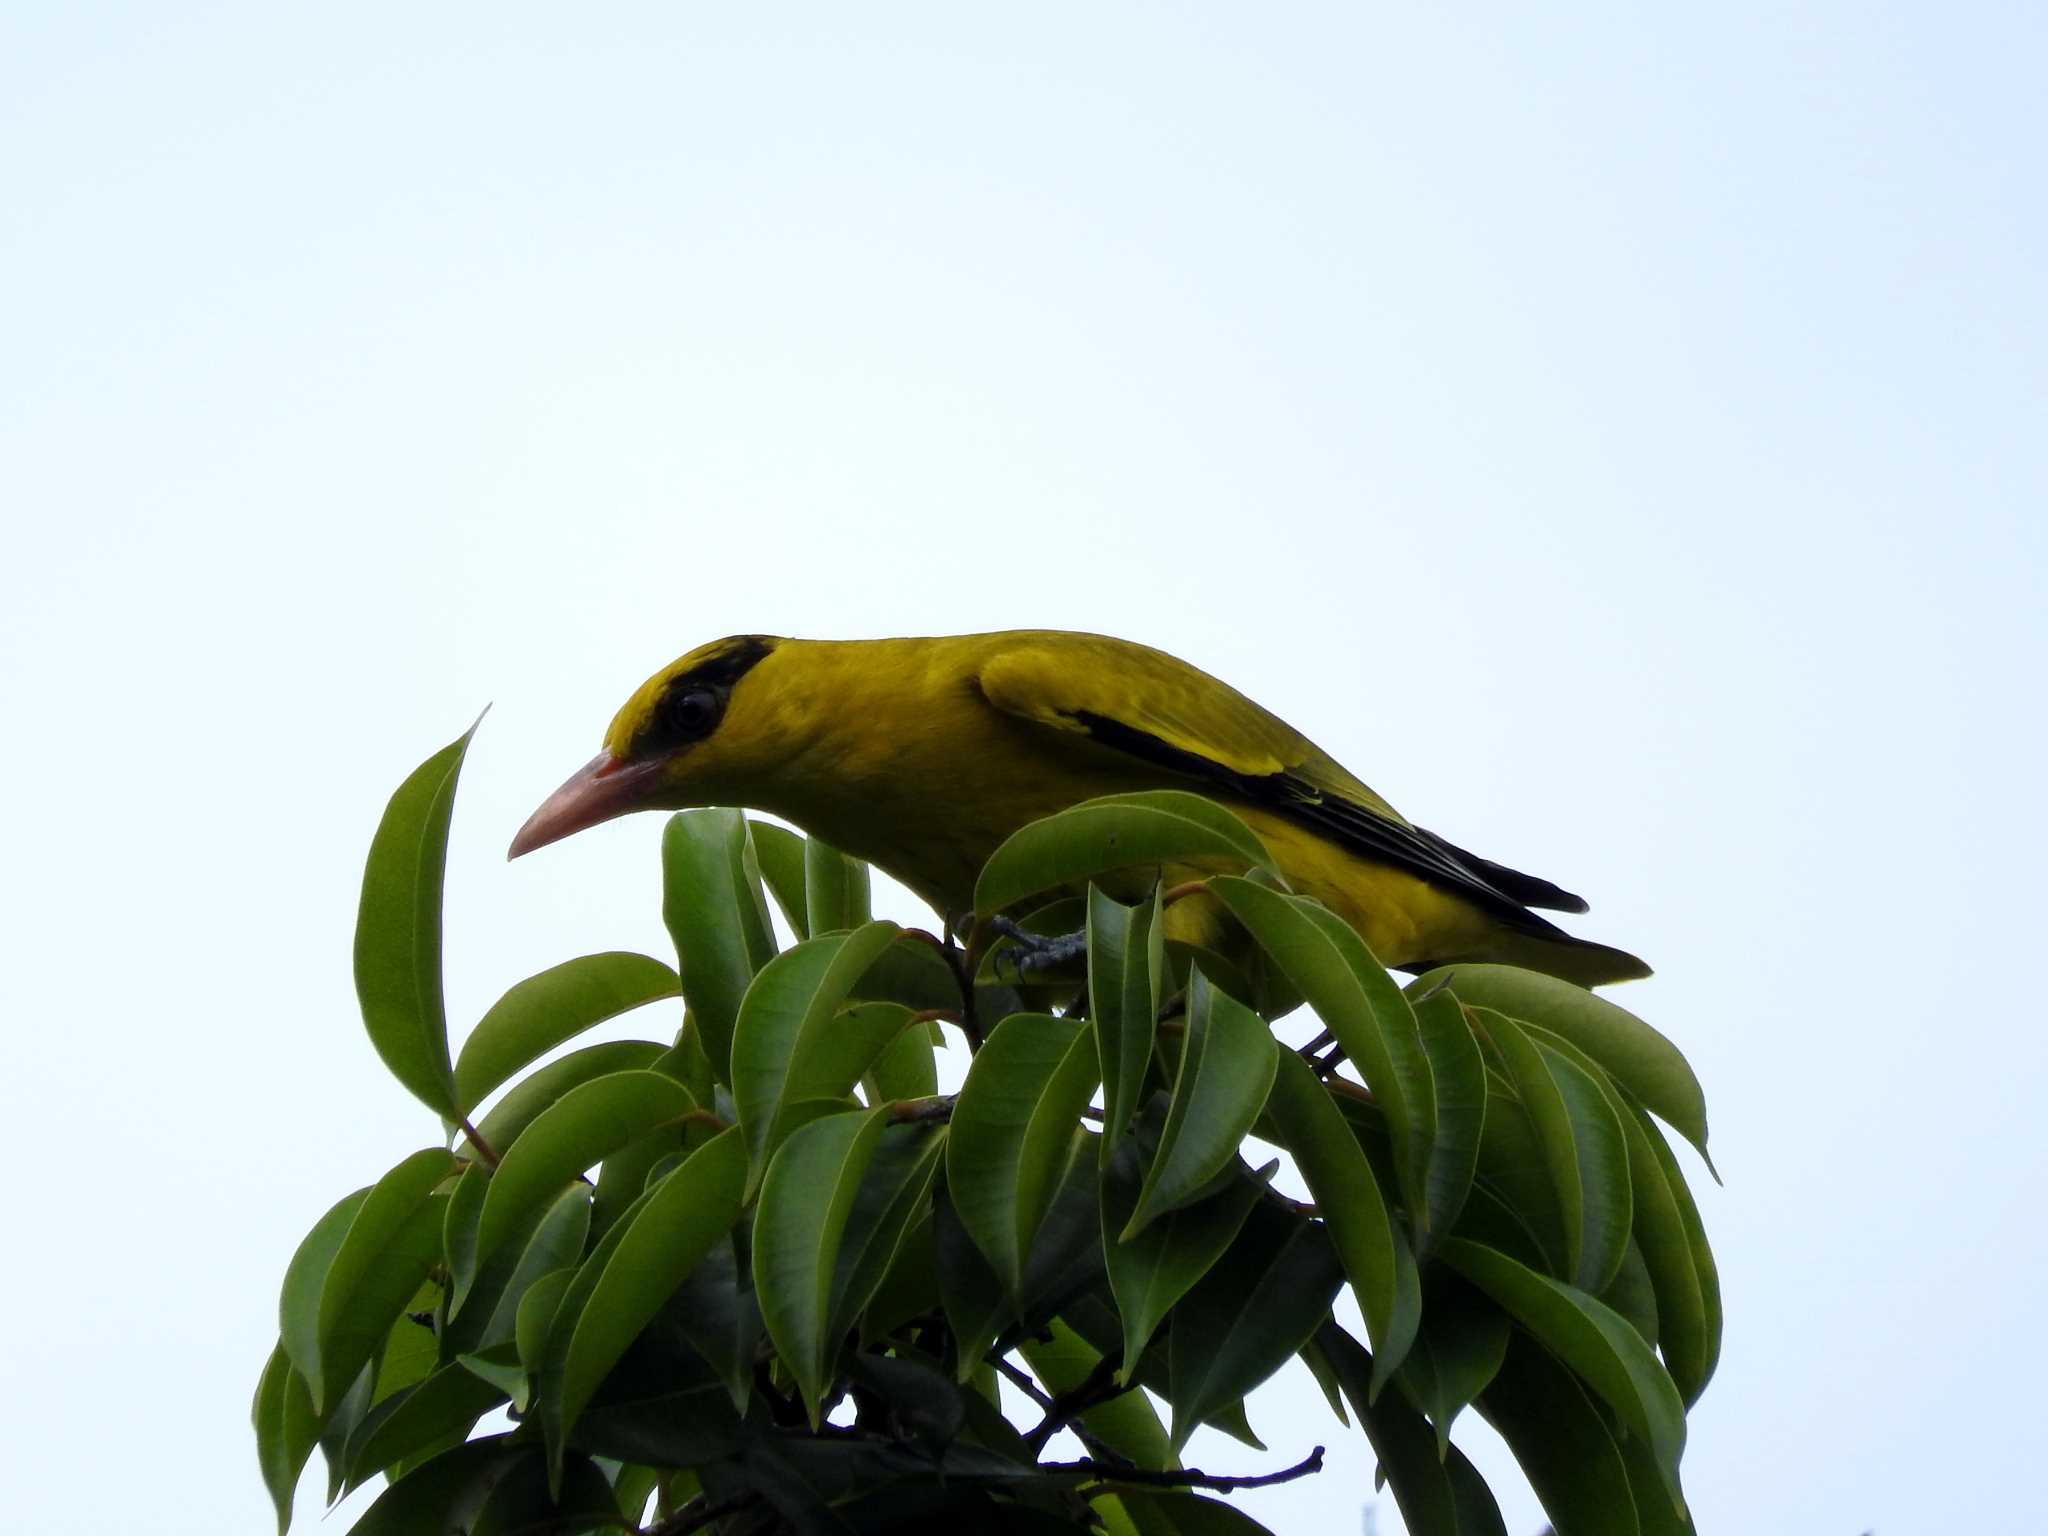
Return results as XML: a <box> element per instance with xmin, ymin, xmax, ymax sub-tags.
<box><xmin>508</xmin><ymin>634</ymin><xmax>783</xmax><ymax>858</ymax></box>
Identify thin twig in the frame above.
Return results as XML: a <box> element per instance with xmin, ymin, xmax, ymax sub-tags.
<box><xmin>457</xmin><ymin>1116</ymin><xmax>500</xmax><ymax>1169</ymax></box>
<box><xmin>886</xmin><ymin>1094</ymin><xmax>957</xmax><ymax>1125</ymax></box>
<box><xmin>1065</xmin><ymin>1445</ymin><xmax>1326</xmax><ymax>1493</ymax></box>
<box><xmin>1025</xmin><ymin>1348</ymin><xmax>1126</xmax><ymax>1453</ymax></box>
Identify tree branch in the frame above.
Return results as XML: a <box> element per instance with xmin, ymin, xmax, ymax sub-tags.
<box><xmin>1065</xmin><ymin>1444</ymin><xmax>1326</xmax><ymax>1493</ymax></box>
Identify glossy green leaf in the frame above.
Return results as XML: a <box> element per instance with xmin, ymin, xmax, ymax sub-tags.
<box><xmin>1314</xmin><ymin>1323</ymin><xmax>1459</xmax><ymax>1536</ymax></box>
<box><xmin>1166</xmin><ymin>1203</ymin><xmax>1344</xmax><ymax>1454</ymax></box>
<box><xmin>752</xmin><ymin>1109</ymin><xmax>888</xmax><ymax>1424</ymax></box>
<box><xmin>1395</xmin><ymin>1273</ymin><xmax>1510</xmax><ymax>1457</ymax></box>
<box><xmin>1478</xmin><ymin>1335</ymin><xmax>1645</xmax><ymax>1536</ymax></box>
<box><xmin>1125</xmin><ymin>971</ymin><xmax>1277</xmax><ymax>1240</ymax></box>
<box><xmin>464</xmin><ymin>1040</ymin><xmax>666</xmax><ymax>1158</ymax></box>
<box><xmin>1020</xmin><ymin>1317</ymin><xmax>1178</xmax><ymax>1471</ymax></box>
<box><xmin>341</xmin><ymin>1436</ymin><xmax>526</xmax><ymax>1536</ymax></box>
<box><xmin>252</xmin><ymin>1342</ymin><xmax>319</xmax><ymax>1535</ymax></box>
<box><xmin>1416</xmin><ymin>965</ymin><xmax>1711</xmax><ymax>1173</ymax></box>
<box><xmin>308</xmin><ymin>1148</ymin><xmax>459</xmax><ymax>1410</ymax></box>
<box><xmin>1102</xmin><ymin>1139</ymin><xmax>1271</xmax><ymax>1381</ymax></box>
<box><xmin>514</xmin><ymin>1270</ymin><xmax>575</xmax><ymax>1379</ymax></box>
<box><xmin>863</xmin><ymin>1015</ymin><xmax>941</xmax><ymax>1103</ymax></box>
<box><xmin>665</xmin><ymin>1234</ymin><xmax>761</xmax><ymax>1412</ymax></box>
<box><xmin>661</xmin><ymin>807</ymin><xmax>779</xmax><ymax>1082</ymax></box>
<box><xmin>469</xmin><ymin>1070</ymin><xmax>696</xmax><ymax>1286</ymax></box>
<box><xmin>279</xmin><ymin>1189</ymin><xmax>370</xmax><ymax>1398</ymax></box>
<box><xmin>1210</xmin><ymin>877</ymin><xmax>1438</xmax><ymax>1238</ymax></box>
<box><xmin>465</xmin><ymin>1452</ymin><xmax>619</xmax><ymax>1536</ymax></box>
<box><xmin>453</xmin><ymin>952</ymin><xmax>680</xmax><ymax>1113</ymax></box>
<box><xmin>1088</xmin><ymin>883</ymin><xmax>1163</xmax><ymax>1164</ymax></box>
<box><xmin>1266</xmin><ymin>1049</ymin><xmax>1421</xmax><ymax>1392</ymax></box>
<box><xmin>542</xmin><ymin>1127</ymin><xmax>749</xmax><ymax>1461</ymax></box>
<box><xmin>934</xmin><ymin>1182</ymin><xmax>1008</xmax><ymax>1375</ymax></box>
<box><xmin>946</xmin><ymin>1013</ymin><xmax>1099</xmax><ymax>1297</ymax></box>
<box><xmin>827</xmin><ymin>1122</ymin><xmax>947</xmax><ymax>1343</ymax></box>
<box><xmin>747</xmin><ymin>819</ymin><xmax>812</xmax><ymax>937</ymax></box>
<box><xmin>973</xmin><ymin>790</ymin><xmax>1274</xmax><ymax>917</ymax></box>
<box><xmin>445</xmin><ymin>1182</ymin><xmax>592</xmax><ymax>1357</ymax></box>
<box><xmin>1471</xmin><ymin>1072</ymin><xmax>1569</xmax><ymax>1273</ymax></box>
<box><xmin>729</xmin><ymin>920</ymin><xmax>906</xmax><ymax>1183</ymax></box>
<box><xmin>1109</xmin><ymin>1491</ymin><xmax>1285</xmax><ymax>1535</ymax></box>
<box><xmin>1442</xmin><ymin>1238</ymin><xmax>1687</xmax><ymax>1516</ymax></box>
<box><xmin>1624</xmin><ymin>1094</ymin><xmax>1721</xmax><ymax>1404</ymax></box>
<box><xmin>1411</xmin><ymin>988</ymin><xmax>1487</xmax><ymax>1254</ymax></box>
<box><xmin>805</xmin><ymin>835</ymin><xmax>872</xmax><ymax>934</ymax></box>
<box><xmin>353</xmin><ymin>718</ymin><xmax>481</xmax><ymax>1118</ymax></box>
<box><xmin>341</xmin><ymin>1363</ymin><xmax>508</xmax><ymax>1493</ymax></box>
<box><xmin>1477</xmin><ymin>1010</ymin><xmax>1632</xmax><ymax>1293</ymax></box>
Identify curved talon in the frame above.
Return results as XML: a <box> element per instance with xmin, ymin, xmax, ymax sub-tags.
<box><xmin>988</xmin><ymin>915</ymin><xmax>1089</xmax><ymax>978</ymax></box>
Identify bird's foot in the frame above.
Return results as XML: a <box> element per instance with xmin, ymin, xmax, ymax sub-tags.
<box><xmin>988</xmin><ymin>916</ymin><xmax>1089</xmax><ymax>979</ymax></box>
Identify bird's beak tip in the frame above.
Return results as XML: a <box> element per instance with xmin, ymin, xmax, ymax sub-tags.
<box><xmin>507</xmin><ymin>750</ymin><xmax>657</xmax><ymax>861</ymax></box>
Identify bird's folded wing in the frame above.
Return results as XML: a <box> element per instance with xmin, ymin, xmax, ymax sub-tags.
<box><xmin>974</xmin><ymin>636</ymin><xmax>1587</xmax><ymax>925</ymax></box>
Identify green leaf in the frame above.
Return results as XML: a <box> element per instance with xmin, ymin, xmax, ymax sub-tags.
<box><xmin>1125</xmin><ymin>971</ymin><xmax>1277</xmax><ymax>1240</ymax></box>
<box><xmin>863</xmin><ymin>1016</ymin><xmax>941</xmax><ymax>1103</ymax></box>
<box><xmin>470</xmin><ymin>1070</ymin><xmax>696</xmax><ymax>1287</ymax></box>
<box><xmin>946</xmin><ymin>1013</ymin><xmax>1100</xmax><ymax>1297</ymax></box>
<box><xmin>661</xmin><ymin>807</ymin><xmax>779</xmax><ymax>1082</ymax></box>
<box><xmin>353</xmin><ymin>718</ymin><xmax>482</xmax><ymax>1119</ymax></box>
<box><xmin>341</xmin><ymin>1436</ymin><xmax>526</xmax><ymax>1536</ymax></box>
<box><xmin>308</xmin><ymin>1148</ymin><xmax>459</xmax><ymax>1410</ymax></box>
<box><xmin>252</xmin><ymin>1342</ymin><xmax>319</xmax><ymax>1535</ymax></box>
<box><xmin>453</xmin><ymin>952</ymin><xmax>681</xmax><ymax>1114</ymax></box>
<box><xmin>1442</xmin><ymin>1238</ymin><xmax>1688</xmax><ymax>1517</ymax></box>
<box><xmin>1265</xmin><ymin>1049</ymin><xmax>1420</xmax><ymax>1392</ymax></box>
<box><xmin>515</xmin><ymin>1271</ymin><xmax>575</xmax><ymax>1379</ymax></box>
<box><xmin>1314</xmin><ymin>1322</ymin><xmax>1508</xmax><ymax>1536</ymax></box>
<box><xmin>279</xmin><ymin>1190</ymin><xmax>370</xmax><ymax>1398</ymax></box>
<box><xmin>1410</xmin><ymin>987</ymin><xmax>1487</xmax><ymax>1255</ymax></box>
<box><xmin>1088</xmin><ymin>883</ymin><xmax>1164</xmax><ymax>1165</ymax></box>
<box><xmin>934</xmin><ymin>1181</ymin><xmax>1008</xmax><ymax>1375</ymax></box>
<box><xmin>805</xmin><ymin>836</ymin><xmax>872</xmax><ymax>934</ymax></box>
<box><xmin>827</xmin><ymin>1122</ymin><xmax>948</xmax><ymax>1343</ymax></box>
<box><xmin>1394</xmin><ymin>1273</ymin><xmax>1510</xmax><ymax>1457</ymax></box>
<box><xmin>748</xmin><ymin>819</ymin><xmax>812</xmax><ymax>937</ymax></box>
<box><xmin>1020</xmin><ymin>1318</ymin><xmax>1178</xmax><ymax>1472</ymax></box>
<box><xmin>973</xmin><ymin>791</ymin><xmax>1274</xmax><ymax>918</ymax></box>
<box><xmin>1624</xmin><ymin>1094</ymin><xmax>1721</xmax><ymax>1404</ymax></box>
<box><xmin>1477</xmin><ymin>1335</ymin><xmax>1646</xmax><ymax>1536</ymax></box>
<box><xmin>1209</xmin><ymin>878</ymin><xmax>1439</xmax><ymax>1240</ymax></box>
<box><xmin>752</xmin><ymin>1109</ymin><xmax>888</xmax><ymax>1424</ymax></box>
<box><xmin>542</xmin><ymin>1127</ymin><xmax>750</xmax><ymax>1466</ymax></box>
<box><xmin>1415</xmin><ymin>965</ymin><xmax>1712</xmax><ymax>1173</ymax></box>
<box><xmin>1103</xmin><ymin>1140</ymin><xmax>1271</xmax><ymax>1381</ymax></box>
<box><xmin>1109</xmin><ymin>1491</ymin><xmax>1285</xmax><ymax>1535</ymax></box>
<box><xmin>341</xmin><ymin>1363</ymin><xmax>508</xmax><ymax>1493</ymax></box>
<box><xmin>445</xmin><ymin>1184</ymin><xmax>592</xmax><ymax>1356</ymax></box>
<box><xmin>1476</xmin><ymin>1010</ymin><xmax>1632</xmax><ymax>1293</ymax></box>
<box><xmin>664</xmin><ymin>1234</ymin><xmax>761</xmax><ymax>1412</ymax></box>
<box><xmin>465</xmin><ymin>1453</ymin><xmax>619</xmax><ymax>1536</ymax></box>
<box><xmin>1166</xmin><ymin>1203</ymin><xmax>1344</xmax><ymax>1454</ymax></box>
<box><xmin>465</xmin><ymin>1040</ymin><xmax>667</xmax><ymax>1158</ymax></box>
<box><xmin>729</xmin><ymin>921</ymin><xmax>908</xmax><ymax>1183</ymax></box>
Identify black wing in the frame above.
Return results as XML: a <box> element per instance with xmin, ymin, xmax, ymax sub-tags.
<box><xmin>1073</xmin><ymin>710</ymin><xmax>1586</xmax><ymax>940</ymax></box>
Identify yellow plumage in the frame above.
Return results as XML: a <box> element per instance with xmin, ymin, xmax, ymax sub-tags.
<box><xmin>513</xmin><ymin>631</ymin><xmax>1648</xmax><ymax>987</ymax></box>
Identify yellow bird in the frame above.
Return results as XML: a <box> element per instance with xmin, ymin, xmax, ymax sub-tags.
<box><xmin>510</xmin><ymin>632</ymin><xmax>1649</xmax><ymax>986</ymax></box>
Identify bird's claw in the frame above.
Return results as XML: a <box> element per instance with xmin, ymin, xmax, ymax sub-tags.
<box><xmin>988</xmin><ymin>916</ymin><xmax>1089</xmax><ymax>980</ymax></box>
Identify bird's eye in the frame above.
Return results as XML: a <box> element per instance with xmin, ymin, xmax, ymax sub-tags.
<box><xmin>653</xmin><ymin>685</ymin><xmax>722</xmax><ymax>747</ymax></box>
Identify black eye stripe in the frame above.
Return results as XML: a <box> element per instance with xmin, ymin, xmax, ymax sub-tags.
<box><xmin>629</xmin><ymin>636</ymin><xmax>775</xmax><ymax>759</ymax></box>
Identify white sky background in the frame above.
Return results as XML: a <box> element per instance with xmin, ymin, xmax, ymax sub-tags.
<box><xmin>3</xmin><ymin>4</ymin><xmax>2043</xmax><ymax>1531</ymax></box>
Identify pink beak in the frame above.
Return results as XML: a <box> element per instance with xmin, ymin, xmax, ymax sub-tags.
<box><xmin>508</xmin><ymin>751</ymin><xmax>669</xmax><ymax>859</ymax></box>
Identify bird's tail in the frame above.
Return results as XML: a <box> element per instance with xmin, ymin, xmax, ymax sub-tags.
<box><xmin>1438</xmin><ymin>930</ymin><xmax>1653</xmax><ymax>989</ymax></box>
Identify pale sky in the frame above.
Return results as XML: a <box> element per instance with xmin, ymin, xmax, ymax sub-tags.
<box><xmin>3</xmin><ymin>5</ymin><xmax>2043</xmax><ymax>1532</ymax></box>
